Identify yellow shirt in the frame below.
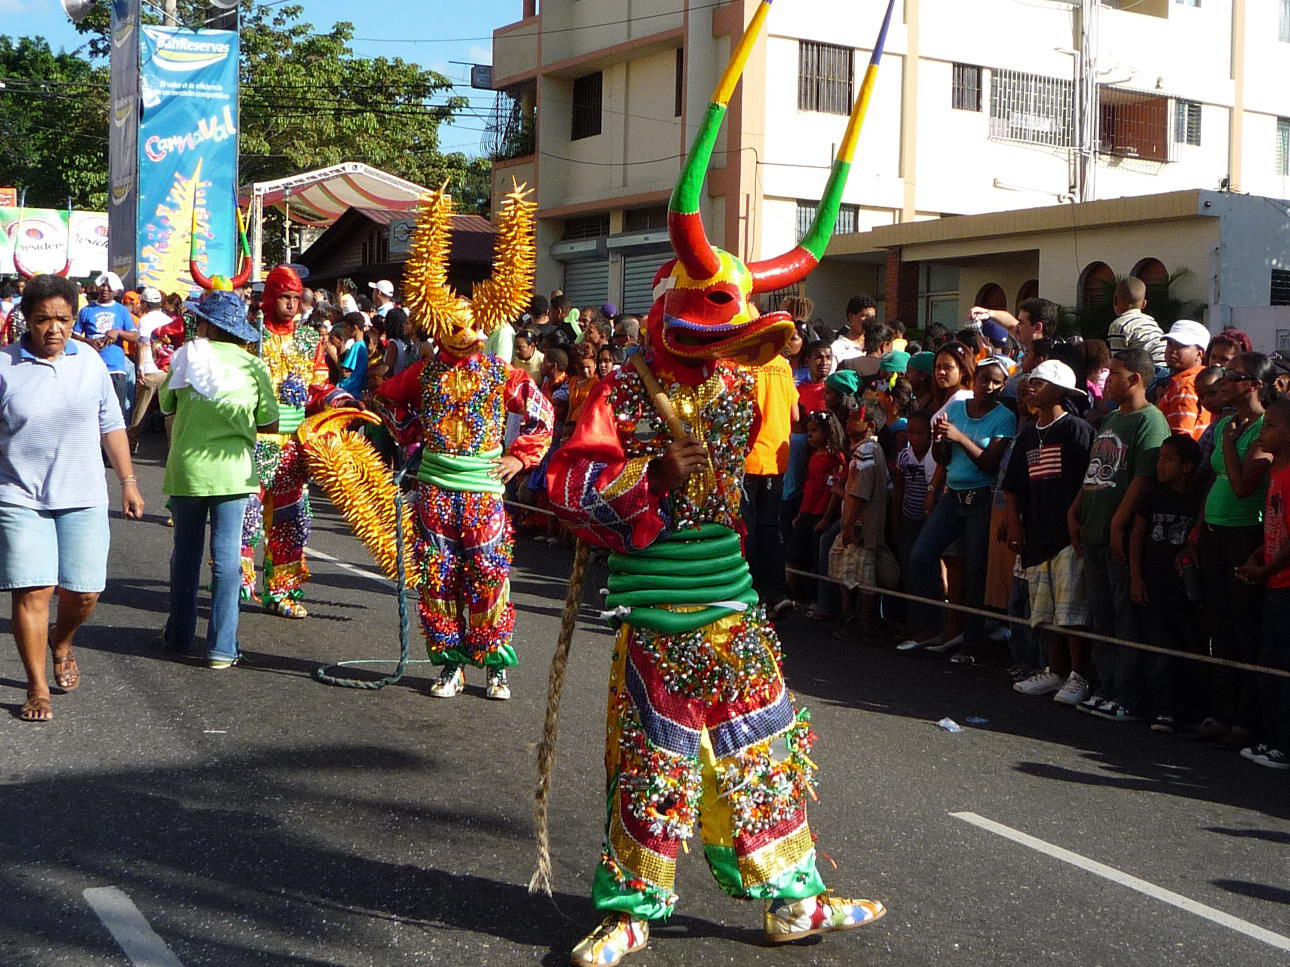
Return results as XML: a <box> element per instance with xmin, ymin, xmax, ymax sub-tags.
<box><xmin>744</xmin><ymin>355</ymin><xmax>799</xmax><ymax>476</ymax></box>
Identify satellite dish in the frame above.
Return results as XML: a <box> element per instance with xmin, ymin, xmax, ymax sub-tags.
<box><xmin>61</xmin><ymin>0</ymin><xmax>96</xmax><ymax>23</ymax></box>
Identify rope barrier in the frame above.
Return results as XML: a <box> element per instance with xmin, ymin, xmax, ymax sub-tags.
<box><xmin>500</xmin><ymin>495</ymin><xmax>1290</xmax><ymax>681</ymax></box>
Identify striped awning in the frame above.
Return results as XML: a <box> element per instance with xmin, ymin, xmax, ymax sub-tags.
<box><xmin>244</xmin><ymin>162</ymin><xmax>429</xmax><ymax>227</ymax></box>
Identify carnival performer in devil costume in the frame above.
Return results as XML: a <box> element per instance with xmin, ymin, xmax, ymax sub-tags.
<box><xmin>544</xmin><ymin>3</ymin><xmax>896</xmax><ymax>963</ymax></box>
<box><xmin>372</xmin><ymin>184</ymin><xmax>554</xmax><ymax>700</ymax></box>
<box><xmin>240</xmin><ymin>264</ymin><xmax>355</xmax><ymax>617</ymax></box>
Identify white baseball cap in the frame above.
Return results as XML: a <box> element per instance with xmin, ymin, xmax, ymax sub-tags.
<box><xmin>1028</xmin><ymin>359</ymin><xmax>1086</xmax><ymax>396</ymax></box>
<box><xmin>369</xmin><ymin>279</ymin><xmax>394</xmax><ymax>298</ymax></box>
<box><xmin>141</xmin><ymin>286</ymin><xmax>162</xmax><ymax>303</ymax></box>
<box><xmin>1164</xmin><ymin>319</ymin><xmax>1210</xmax><ymax>350</ymax></box>
<box><xmin>94</xmin><ymin>271</ymin><xmax>124</xmax><ymax>291</ymax></box>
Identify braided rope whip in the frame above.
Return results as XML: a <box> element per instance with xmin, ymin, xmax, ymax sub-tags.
<box><xmin>314</xmin><ymin>460</ymin><xmax>417</xmax><ymax>689</ymax></box>
<box><xmin>528</xmin><ymin>537</ymin><xmax>592</xmax><ymax>895</ymax></box>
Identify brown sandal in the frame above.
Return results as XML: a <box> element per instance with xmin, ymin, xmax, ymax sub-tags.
<box><xmin>53</xmin><ymin>654</ymin><xmax>80</xmax><ymax>691</ymax></box>
<box><xmin>20</xmin><ymin>694</ymin><xmax>52</xmax><ymax>722</ymax></box>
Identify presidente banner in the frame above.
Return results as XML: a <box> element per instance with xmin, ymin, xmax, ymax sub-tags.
<box><xmin>0</xmin><ymin>208</ymin><xmax>109</xmax><ymax>277</ymax></box>
<box><xmin>108</xmin><ymin>0</ymin><xmax>140</xmax><ymax>287</ymax></box>
<box><xmin>137</xmin><ymin>25</ymin><xmax>239</xmax><ymax>295</ymax></box>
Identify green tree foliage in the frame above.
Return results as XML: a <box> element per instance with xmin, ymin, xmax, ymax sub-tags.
<box><xmin>2</xmin><ymin>2</ymin><xmax>491</xmax><ymax>212</ymax></box>
<box><xmin>0</xmin><ymin>38</ymin><xmax>110</xmax><ymax>210</ymax></box>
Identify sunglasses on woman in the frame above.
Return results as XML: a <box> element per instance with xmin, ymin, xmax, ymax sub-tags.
<box><xmin>1218</xmin><ymin>368</ymin><xmax>1254</xmax><ymax>384</ymax></box>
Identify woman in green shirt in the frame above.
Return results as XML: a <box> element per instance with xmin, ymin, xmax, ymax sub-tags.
<box><xmin>1196</xmin><ymin>352</ymin><xmax>1275</xmax><ymax>745</ymax></box>
<box><xmin>159</xmin><ymin>291</ymin><xmax>279</xmax><ymax>668</ymax></box>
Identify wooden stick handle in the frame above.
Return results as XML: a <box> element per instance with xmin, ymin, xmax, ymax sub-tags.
<box><xmin>631</xmin><ymin>353</ymin><xmax>688</xmax><ymax>443</ymax></box>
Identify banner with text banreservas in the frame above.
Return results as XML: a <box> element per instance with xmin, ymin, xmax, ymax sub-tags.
<box><xmin>137</xmin><ymin>25</ymin><xmax>239</xmax><ymax>296</ymax></box>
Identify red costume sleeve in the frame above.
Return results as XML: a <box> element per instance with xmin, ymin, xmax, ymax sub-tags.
<box><xmin>546</xmin><ymin>377</ymin><xmax>671</xmax><ymax>553</ymax></box>
<box><xmin>370</xmin><ymin>358</ymin><xmax>429</xmax><ymax>447</ymax></box>
<box><xmin>503</xmin><ymin>366</ymin><xmax>556</xmax><ymax>469</ymax></box>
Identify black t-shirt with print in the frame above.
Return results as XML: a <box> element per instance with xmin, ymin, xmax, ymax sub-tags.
<box><xmin>1137</xmin><ymin>482</ymin><xmax>1202</xmax><ymax>593</ymax></box>
<box><xmin>1002</xmin><ymin>413</ymin><xmax>1095</xmax><ymax>567</ymax></box>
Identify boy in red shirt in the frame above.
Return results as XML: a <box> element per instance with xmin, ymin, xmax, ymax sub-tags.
<box><xmin>1235</xmin><ymin>396</ymin><xmax>1290</xmax><ymax>769</ymax></box>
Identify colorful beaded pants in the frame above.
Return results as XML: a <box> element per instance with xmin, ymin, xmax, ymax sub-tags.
<box><xmin>594</xmin><ymin>607</ymin><xmax>826</xmax><ymax>921</ymax></box>
<box><xmin>241</xmin><ymin>440</ymin><xmax>311</xmax><ymax>604</ymax></box>
<box><xmin>413</xmin><ymin>481</ymin><xmax>517</xmax><ymax>669</ymax></box>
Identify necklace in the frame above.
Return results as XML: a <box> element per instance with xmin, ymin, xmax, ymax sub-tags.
<box><xmin>1035</xmin><ymin>411</ymin><xmax>1066</xmax><ymax>445</ymax></box>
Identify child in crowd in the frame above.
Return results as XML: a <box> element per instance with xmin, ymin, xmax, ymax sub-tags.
<box><xmin>790</xmin><ymin>410</ymin><xmax>847</xmax><ymax>610</ymax></box>
<box><xmin>1129</xmin><ymin>433</ymin><xmax>1205</xmax><ymax>734</ymax></box>
<box><xmin>1004</xmin><ymin>360</ymin><xmax>1096</xmax><ymax>705</ymax></box>
<box><xmin>1194</xmin><ymin>365</ymin><xmax>1227</xmax><ymax>472</ymax></box>
<box><xmin>1068</xmin><ymin>349</ymin><xmax>1170</xmax><ymax>722</ymax></box>
<box><xmin>1235</xmin><ymin>396</ymin><xmax>1290</xmax><ymax>769</ymax></box>
<box><xmin>1157</xmin><ymin>320</ymin><xmax>1212</xmax><ymax>439</ymax></box>
<box><xmin>595</xmin><ymin>345</ymin><xmax>623</xmax><ymax>378</ymax></box>
<box><xmin>798</xmin><ymin>341</ymin><xmax>834</xmax><ymax>411</ymax></box>
<box><xmin>829</xmin><ymin>404</ymin><xmax>889</xmax><ymax>637</ymax></box>
<box><xmin>893</xmin><ymin>411</ymin><xmax>938</xmax><ymax>644</ymax></box>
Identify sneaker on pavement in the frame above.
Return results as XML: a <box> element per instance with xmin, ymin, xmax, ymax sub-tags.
<box><xmin>925</xmin><ymin>633</ymin><xmax>964</xmax><ymax>654</ymax></box>
<box><xmin>1075</xmin><ymin>693</ymin><xmax>1108</xmax><ymax>715</ymax></box>
<box><xmin>430</xmin><ymin>664</ymin><xmax>465</xmax><ymax>698</ymax></box>
<box><xmin>1013</xmin><ymin>669</ymin><xmax>1064</xmax><ymax>696</ymax></box>
<box><xmin>571</xmin><ymin>914</ymin><xmax>649</xmax><ymax>966</ymax></box>
<box><xmin>207</xmin><ymin>655</ymin><xmax>240</xmax><ymax>669</ymax></box>
<box><xmin>485</xmin><ymin>668</ymin><xmax>511</xmax><ymax>701</ymax></box>
<box><xmin>1150</xmin><ymin>714</ymin><xmax>1176</xmax><ymax>734</ymax></box>
<box><xmin>1005</xmin><ymin>663</ymin><xmax>1032</xmax><ymax>683</ymax></box>
<box><xmin>764</xmin><ymin>894</ymin><xmax>887</xmax><ymax>943</ymax></box>
<box><xmin>896</xmin><ymin>634</ymin><xmax>942</xmax><ymax>652</ymax></box>
<box><xmin>1240</xmin><ymin>744</ymin><xmax>1290</xmax><ymax>770</ymax></box>
<box><xmin>1088</xmin><ymin>700</ymin><xmax>1141</xmax><ymax>723</ymax></box>
<box><xmin>1053</xmin><ymin>672</ymin><xmax>1091</xmax><ymax>706</ymax></box>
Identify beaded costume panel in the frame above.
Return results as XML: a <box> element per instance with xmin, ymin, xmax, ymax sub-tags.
<box><xmin>418</xmin><ymin>353</ymin><xmax>511</xmax><ymax>455</ymax></box>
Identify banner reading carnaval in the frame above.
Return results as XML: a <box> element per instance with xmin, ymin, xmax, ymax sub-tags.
<box><xmin>136</xmin><ymin>25</ymin><xmax>240</xmax><ymax>295</ymax></box>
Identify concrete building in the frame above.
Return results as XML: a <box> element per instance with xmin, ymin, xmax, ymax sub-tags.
<box><xmin>490</xmin><ymin>0</ymin><xmax>1290</xmax><ymax>346</ymax></box>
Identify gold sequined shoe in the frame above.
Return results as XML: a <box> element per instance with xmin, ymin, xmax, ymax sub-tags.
<box><xmin>764</xmin><ymin>893</ymin><xmax>886</xmax><ymax>943</ymax></box>
<box><xmin>570</xmin><ymin>914</ymin><xmax>649</xmax><ymax>966</ymax></box>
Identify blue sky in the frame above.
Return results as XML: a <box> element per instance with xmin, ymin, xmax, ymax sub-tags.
<box><xmin>4</xmin><ymin>0</ymin><xmax>519</xmax><ymax>156</ymax></box>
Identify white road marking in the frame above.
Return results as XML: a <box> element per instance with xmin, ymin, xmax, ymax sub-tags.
<box><xmin>83</xmin><ymin>887</ymin><xmax>185</xmax><ymax>967</ymax></box>
<box><xmin>307</xmin><ymin>547</ymin><xmax>392</xmax><ymax>585</ymax></box>
<box><xmin>951</xmin><ymin>811</ymin><xmax>1290</xmax><ymax>954</ymax></box>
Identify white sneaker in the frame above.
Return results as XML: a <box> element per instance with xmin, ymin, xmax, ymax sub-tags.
<box><xmin>1053</xmin><ymin>671</ymin><xmax>1091</xmax><ymax>706</ymax></box>
<box><xmin>896</xmin><ymin>634</ymin><xmax>942</xmax><ymax>652</ymax></box>
<box><xmin>1013</xmin><ymin>668</ymin><xmax>1064</xmax><ymax>696</ymax></box>
<box><xmin>485</xmin><ymin>669</ymin><xmax>511</xmax><ymax>701</ymax></box>
<box><xmin>430</xmin><ymin>665</ymin><xmax>465</xmax><ymax>698</ymax></box>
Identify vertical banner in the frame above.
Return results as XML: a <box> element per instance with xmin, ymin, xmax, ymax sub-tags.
<box><xmin>137</xmin><ymin>26</ymin><xmax>239</xmax><ymax>295</ymax></box>
<box><xmin>108</xmin><ymin>0</ymin><xmax>140</xmax><ymax>288</ymax></box>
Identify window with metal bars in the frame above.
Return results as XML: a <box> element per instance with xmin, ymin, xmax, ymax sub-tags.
<box><xmin>571</xmin><ymin>71</ymin><xmax>603</xmax><ymax>140</ymax></box>
<box><xmin>563</xmin><ymin>214</ymin><xmax>610</xmax><ymax>240</ymax></box>
<box><xmin>989</xmin><ymin>69</ymin><xmax>1073</xmax><ymax>147</ymax></box>
<box><xmin>1099</xmin><ymin>88</ymin><xmax>1170</xmax><ymax>162</ymax></box>
<box><xmin>1174</xmin><ymin>99</ymin><xmax>1201</xmax><ymax>146</ymax></box>
<box><xmin>798</xmin><ymin>41</ymin><xmax>853</xmax><ymax>115</ymax></box>
<box><xmin>1281</xmin><ymin>0</ymin><xmax>1290</xmax><ymax>43</ymax></box>
<box><xmin>795</xmin><ymin>200</ymin><xmax>860</xmax><ymax>239</ymax></box>
<box><xmin>952</xmin><ymin>64</ymin><xmax>982</xmax><ymax>112</ymax></box>
<box><xmin>1277</xmin><ymin>118</ymin><xmax>1290</xmax><ymax>176</ymax></box>
<box><xmin>1272</xmin><ymin>269</ymin><xmax>1290</xmax><ymax>306</ymax></box>
<box><xmin>623</xmin><ymin>206</ymin><xmax>669</xmax><ymax>233</ymax></box>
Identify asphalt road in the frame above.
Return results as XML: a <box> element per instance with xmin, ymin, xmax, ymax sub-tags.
<box><xmin>2</xmin><ymin>436</ymin><xmax>1288</xmax><ymax>967</ymax></box>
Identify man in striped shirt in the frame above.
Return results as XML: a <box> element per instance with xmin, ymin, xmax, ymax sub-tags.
<box><xmin>1156</xmin><ymin>319</ymin><xmax>1212</xmax><ymax>440</ymax></box>
<box><xmin>1107</xmin><ymin>277</ymin><xmax>1166</xmax><ymax>369</ymax></box>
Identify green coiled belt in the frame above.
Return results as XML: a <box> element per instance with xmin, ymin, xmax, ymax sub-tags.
<box><xmin>603</xmin><ymin>523</ymin><xmax>757</xmax><ymax>634</ymax></box>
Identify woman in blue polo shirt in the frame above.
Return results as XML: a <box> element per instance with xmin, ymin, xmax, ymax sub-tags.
<box><xmin>0</xmin><ymin>274</ymin><xmax>145</xmax><ymax>723</ymax></box>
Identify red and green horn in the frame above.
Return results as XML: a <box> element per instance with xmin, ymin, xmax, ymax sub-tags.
<box><xmin>190</xmin><ymin>170</ymin><xmax>254</xmax><ymax>290</ymax></box>
<box><xmin>668</xmin><ymin>0</ymin><xmax>898</xmax><ymax>290</ymax></box>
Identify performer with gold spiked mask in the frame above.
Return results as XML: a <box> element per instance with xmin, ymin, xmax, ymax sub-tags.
<box><xmin>372</xmin><ymin>183</ymin><xmax>554</xmax><ymax>700</ymax></box>
<box><xmin>544</xmin><ymin>2</ymin><xmax>897</xmax><ymax>963</ymax></box>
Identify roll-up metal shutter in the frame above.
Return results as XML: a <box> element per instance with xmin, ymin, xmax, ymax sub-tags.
<box><xmin>621</xmin><ymin>252</ymin><xmax>671</xmax><ymax>317</ymax></box>
<box><xmin>562</xmin><ymin>259</ymin><xmax>610</xmax><ymax>311</ymax></box>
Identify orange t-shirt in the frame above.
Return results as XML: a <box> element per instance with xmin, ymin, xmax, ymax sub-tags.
<box><xmin>1158</xmin><ymin>365</ymin><xmax>1211</xmax><ymax>440</ymax></box>
<box><xmin>745</xmin><ymin>355</ymin><xmax>800</xmax><ymax>476</ymax></box>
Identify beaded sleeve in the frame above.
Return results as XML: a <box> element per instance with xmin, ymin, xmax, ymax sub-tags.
<box><xmin>503</xmin><ymin>366</ymin><xmax>556</xmax><ymax>468</ymax></box>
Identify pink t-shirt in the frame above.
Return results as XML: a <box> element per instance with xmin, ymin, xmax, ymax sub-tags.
<box><xmin>1265</xmin><ymin>463</ymin><xmax>1290</xmax><ymax>590</ymax></box>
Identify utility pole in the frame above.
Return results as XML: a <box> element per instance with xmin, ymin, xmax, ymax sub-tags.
<box><xmin>1073</xmin><ymin>0</ymin><xmax>1100</xmax><ymax>203</ymax></box>
<box><xmin>164</xmin><ymin>0</ymin><xmax>177</xmax><ymax>26</ymax></box>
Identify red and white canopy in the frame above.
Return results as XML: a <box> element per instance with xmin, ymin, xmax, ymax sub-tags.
<box><xmin>245</xmin><ymin>162</ymin><xmax>429</xmax><ymax>227</ymax></box>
